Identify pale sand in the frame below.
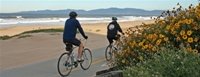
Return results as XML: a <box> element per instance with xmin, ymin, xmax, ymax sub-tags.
<box><xmin>0</xmin><ymin>20</ymin><xmax>154</xmax><ymax>70</ymax></box>
<box><xmin>0</xmin><ymin>20</ymin><xmax>154</xmax><ymax>36</ymax></box>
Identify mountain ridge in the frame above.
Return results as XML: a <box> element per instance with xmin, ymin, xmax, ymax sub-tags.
<box><xmin>0</xmin><ymin>8</ymin><xmax>164</xmax><ymax>18</ymax></box>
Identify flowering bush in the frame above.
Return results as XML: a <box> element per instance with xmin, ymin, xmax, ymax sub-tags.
<box><xmin>115</xmin><ymin>3</ymin><xmax>200</xmax><ymax>68</ymax></box>
<box><xmin>123</xmin><ymin>47</ymin><xmax>200</xmax><ymax>77</ymax></box>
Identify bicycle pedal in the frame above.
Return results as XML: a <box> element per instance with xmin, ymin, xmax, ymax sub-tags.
<box><xmin>74</xmin><ymin>62</ymin><xmax>78</xmax><ymax>68</ymax></box>
<box><xmin>114</xmin><ymin>47</ymin><xmax>118</xmax><ymax>50</ymax></box>
<box><xmin>108</xmin><ymin>52</ymin><xmax>112</xmax><ymax>55</ymax></box>
<box><xmin>64</xmin><ymin>62</ymin><xmax>70</xmax><ymax>67</ymax></box>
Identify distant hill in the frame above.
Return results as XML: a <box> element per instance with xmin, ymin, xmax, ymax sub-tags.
<box><xmin>0</xmin><ymin>8</ymin><xmax>164</xmax><ymax>18</ymax></box>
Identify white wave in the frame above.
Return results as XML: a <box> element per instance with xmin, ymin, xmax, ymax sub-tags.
<box><xmin>0</xmin><ymin>16</ymin><xmax>154</xmax><ymax>26</ymax></box>
<box><xmin>0</xmin><ymin>19</ymin><xmax>3</xmax><ymax>22</ymax></box>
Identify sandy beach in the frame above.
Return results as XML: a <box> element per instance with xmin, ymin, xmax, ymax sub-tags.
<box><xmin>0</xmin><ymin>20</ymin><xmax>154</xmax><ymax>70</ymax></box>
<box><xmin>0</xmin><ymin>20</ymin><xmax>154</xmax><ymax>36</ymax></box>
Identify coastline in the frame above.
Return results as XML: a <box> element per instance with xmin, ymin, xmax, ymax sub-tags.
<box><xmin>0</xmin><ymin>20</ymin><xmax>154</xmax><ymax>36</ymax></box>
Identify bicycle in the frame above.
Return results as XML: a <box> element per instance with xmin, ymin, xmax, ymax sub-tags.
<box><xmin>105</xmin><ymin>34</ymin><xmax>124</xmax><ymax>61</ymax></box>
<box><xmin>57</xmin><ymin>39</ymin><xmax>92</xmax><ymax>77</ymax></box>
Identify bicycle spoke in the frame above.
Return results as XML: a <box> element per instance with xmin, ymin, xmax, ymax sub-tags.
<box><xmin>57</xmin><ymin>53</ymin><xmax>72</xmax><ymax>76</ymax></box>
<box><xmin>83</xmin><ymin>52</ymin><xmax>88</xmax><ymax>60</ymax></box>
<box><xmin>105</xmin><ymin>45</ymin><xmax>113</xmax><ymax>61</ymax></box>
<box><xmin>80</xmin><ymin>48</ymin><xmax>92</xmax><ymax>70</ymax></box>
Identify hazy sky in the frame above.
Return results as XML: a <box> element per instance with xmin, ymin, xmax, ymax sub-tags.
<box><xmin>0</xmin><ymin>0</ymin><xmax>199</xmax><ymax>13</ymax></box>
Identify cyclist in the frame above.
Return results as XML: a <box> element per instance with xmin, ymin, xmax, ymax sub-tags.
<box><xmin>107</xmin><ymin>17</ymin><xmax>124</xmax><ymax>45</ymax></box>
<box><xmin>63</xmin><ymin>11</ymin><xmax>88</xmax><ymax>62</ymax></box>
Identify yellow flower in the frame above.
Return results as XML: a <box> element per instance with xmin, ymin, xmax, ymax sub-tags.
<box><xmin>152</xmin><ymin>47</ymin><xmax>157</xmax><ymax>51</ymax></box>
<box><xmin>171</xmin><ymin>31</ymin><xmax>176</xmax><ymax>35</ymax></box>
<box><xmin>133</xmin><ymin>41</ymin><xmax>136</xmax><ymax>45</ymax></box>
<box><xmin>174</xmin><ymin>23</ymin><xmax>180</xmax><ymax>29</ymax></box>
<box><xmin>159</xmin><ymin>34</ymin><xmax>165</xmax><ymax>38</ymax></box>
<box><xmin>182</xmin><ymin>35</ymin><xmax>188</xmax><ymax>40</ymax></box>
<box><xmin>164</xmin><ymin>37</ymin><xmax>169</xmax><ymax>41</ymax></box>
<box><xmin>193</xmin><ymin>49</ymin><xmax>199</xmax><ymax>54</ymax></box>
<box><xmin>186</xmin><ymin>19</ymin><xmax>192</xmax><ymax>24</ymax></box>
<box><xmin>166</xmin><ymin>25</ymin><xmax>170</xmax><ymax>30</ymax></box>
<box><xmin>194</xmin><ymin>38</ymin><xmax>199</xmax><ymax>42</ymax></box>
<box><xmin>193</xmin><ymin>25</ymin><xmax>199</xmax><ymax>30</ymax></box>
<box><xmin>147</xmin><ymin>34</ymin><xmax>153</xmax><ymax>40</ymax></box>
<box><xmin>139</xmin><ymin>42</ymin><xmax>144</xmax><ymax>46</ymax></box>
<box><xmin>187</xmin><ymin>47</ymin><xmax>192</xmax><ymax>52</ymax></box>
<box><xmin>187</xmin><ymin>37</ymin><xmax>193</xmax><ymax>43</ymax></box>
<box><xmin>142</xmin><ymin>44</ymin><xmax>148</xmax><ymax>49</ymax></box>
<box><xmin>176</xmin><ymin>36</ymin><xmax>181</xmax><ymax>41</ymax></box>
<box><xmin>187</xmin><ymin>30</ymin><xmax>193</xmax><ymax>36</ymax></box>
<box><xmin>148</xmin><ymin>44</ymin><xmax>153</xmax><ymax>49</ymax></box>
<box><xmin>156</xmin><ymin>39</ymin><xmax>162</xmax><ymax>45</ymax></box>
<box><xmin>170</xmin><ymin>27</ymin><xmax>175</xmax><ymax>32</ymax></box>
<box><xmin>180</xmin><ymin>30</ymin><xmax>185</xmax><ymax>36</ymax></box>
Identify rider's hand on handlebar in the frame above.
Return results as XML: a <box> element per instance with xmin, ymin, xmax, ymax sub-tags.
<box><xmin>122</xmin><ymin>32</ymin><xmax>125</xmax><ymax>35</ymax></box>
<box><xmin>84</xmin><ymin>36</ymin><xmax>88</xmax><ymax>39</ymax></box>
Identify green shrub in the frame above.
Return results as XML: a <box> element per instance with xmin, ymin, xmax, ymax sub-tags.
<box><xmin>115</xmin><ymin>3</ymin><xmax>200</xmax><ymax>71</ymax></box>
<box><xmin>0</xmin><ymin>28</ymin><xmax>64</xmax><ymax>40</ymax></box>
<box><xmin>0</xmin><ymin>35</ymin><xmax>12</xmax><ymax>40</ymax></box>
<box><xmin>123</xmin><ymin>47</ymin><xmax>200</xmax><ymax>77</ymax></box>
<box><xmin>18</xmin><ymin>35</ymin><xmax>32</xmax><ymax>39</ymax></box>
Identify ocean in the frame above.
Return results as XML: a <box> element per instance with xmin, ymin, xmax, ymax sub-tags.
<box><xmin>0</xmin><ymin>15</ymin><xmax>156</xmax><ymax>28</ymax></box>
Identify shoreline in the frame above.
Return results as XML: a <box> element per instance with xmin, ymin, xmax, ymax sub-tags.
<box><xmin>0</xmin><ymin>20</ymin><xmax>154</xmax><ymax>36</ymax></box>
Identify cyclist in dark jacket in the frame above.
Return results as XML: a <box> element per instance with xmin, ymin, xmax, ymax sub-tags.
<box><xmin>63</xmin><ymin>11</ymin><xmax>88</xmax><ymax>62</ymax></box>
<box><xmin>107</xmin><ymin>17</ymin><xmax>124</xmax><ymax>45</ymax></box>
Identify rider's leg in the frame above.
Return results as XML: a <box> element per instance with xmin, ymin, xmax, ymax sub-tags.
<box><xmin>107</xmin><ymin>36</ymin><xmax>113</xmax><ymax>45</ymax></box>
<box><xmin>77</xmin><ymin>42</ymin><xmax>84</xmax><ymax>61</ymax></box>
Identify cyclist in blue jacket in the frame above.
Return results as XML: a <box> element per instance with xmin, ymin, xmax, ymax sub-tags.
<box><xmin>63</xmin><ymin>11</ymin><xmax>88</xmax><ymax>62</ymax></box>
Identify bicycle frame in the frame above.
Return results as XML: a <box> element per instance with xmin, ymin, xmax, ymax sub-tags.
<box><xmin>57</xmin><ymin>38</ymin><xmax>92</xmax><ymax>76</ymax></box>
<box><xmin>105</xmin><ymin>34</ymin><xmax>125</xmax><ymax>62</ymax></box>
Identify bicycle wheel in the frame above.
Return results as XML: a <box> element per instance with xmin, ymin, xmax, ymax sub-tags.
<box><xmin>116</xmin><ymin>41</ymin><xmax>123</xmax><ymax>51</ymax></box>
<box><xmin>105</xmin><ymin>45</ymin><xmax>113</xmax><ymax>61</ymax></box>
<box><xmin>57</xmin><ymin>52</ymin><xmax>73</xmax><ymax>77</ymax></box>
<box><xmin>80</xmin><ymin>48</ymin><xmax>92</xmax><ymax>70</ymax></box>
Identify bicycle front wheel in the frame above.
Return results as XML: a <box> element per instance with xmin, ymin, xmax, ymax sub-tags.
<box><xmin>57</xmin><ymin>52</ymin><xmax>72</xmax><ymax>77</ymax></box>
<box><xmin>80</xmin><ymin>48</ymin><xmax>92</xmax><ymax>70</ymax></box>
<box><xmin>105</xmin><ymin>45</ymin><xmax>113</xmax><ymax>61</ymax></box>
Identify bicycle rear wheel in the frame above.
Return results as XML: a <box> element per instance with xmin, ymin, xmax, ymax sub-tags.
<box><xmin>57</xmin><ymin>52</ymin><xmax>73</xmax><ymax>77</ymax></box>
<box><xmin>105</xmin><ymin>45</ymin><xmax>113</xmax><ymax>61</ymax></box>
<box><xmin>80</xmin><ymin>48</ymin><xmax>92</xmax><ymax>70</ymax></box>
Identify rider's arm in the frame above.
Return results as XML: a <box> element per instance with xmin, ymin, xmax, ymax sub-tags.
<box><xmin>76</xmin><ymin>20</ymin><xmax>87</xmax><ymax>38</ymax></box>
<box><xmin>116</xmin><ymin>22</ymin><xmax>123</xmax><ymax>34</ymax></box>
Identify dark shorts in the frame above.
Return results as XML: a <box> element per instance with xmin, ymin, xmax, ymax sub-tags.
<box><xmin>63</xmin><ymin>38</ymin><xmax>81</xmax><ymax>46</ymax></box>
<box><xmin>107</xmin><ymin>34</ymin><xmax>120</xmax><ymax>44</ymax></box>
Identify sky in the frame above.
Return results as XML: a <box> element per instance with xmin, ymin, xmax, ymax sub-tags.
<box><xmin>0</xmin><ymin>0</ymin><xmax>199</xmax><ymax>13</ymax></box>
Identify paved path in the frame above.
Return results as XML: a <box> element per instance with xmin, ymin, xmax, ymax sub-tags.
<box><xmin>0</xmin><ymin>47</ymin><xmax>110</xmax><ymax>77</ymax></box>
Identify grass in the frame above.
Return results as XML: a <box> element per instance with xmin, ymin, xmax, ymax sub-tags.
<box><xmin>18</xmin><ymin>35</ymin><xmax>32</xmax><ymax>39</ymax></box>
<box><xmin>0</xmin><ymin>35</ymin><xmax>12</xmax><ymax>40</ymax></box>
<box><xmin>96</xmin><ymin>29</ymin><xmax>101</xmax><ymax>32</ymax></box>
<box><xmin>0</xmin><ymin>28</ymin><xmax>64</xmax><ymax>40</ymax></box>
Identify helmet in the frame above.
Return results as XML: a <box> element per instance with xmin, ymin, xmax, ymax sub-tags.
<box><xmin>69</xmin><ymin>11</ymin><xmax>77</xmax><ymax>18</ymax></box>
<box><xmin>112</xmin><ymin>17</ymin><xmax>117</xmax><ymax>20</ymax></box>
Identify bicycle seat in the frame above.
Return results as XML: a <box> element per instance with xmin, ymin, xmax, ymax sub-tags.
<box><xmin>65</xmin><ymin>43</ymin><xmax>73</xmax><ymax>52</ymax></box>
